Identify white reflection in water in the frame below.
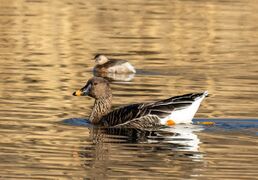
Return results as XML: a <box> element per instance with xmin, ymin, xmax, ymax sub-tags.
<box><xmin>145</xmin><ymin>125</ymin><xmax>204</xmax><ymax>162</ymax></box>
<box><xmin>76</xmin><ymin>125</ymin><xmax>204</xmax><ymax>179</ymax></box>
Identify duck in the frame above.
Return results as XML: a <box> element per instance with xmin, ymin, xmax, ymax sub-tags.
<box><xmin>73</xmin><ymin>77</ymin><xmax>208</xmax><ymax>129</ymax></box>
<box><xmin>93</xmin><ymin>54</ymin><xmax>136</xmax><ymax>74</ymax></box>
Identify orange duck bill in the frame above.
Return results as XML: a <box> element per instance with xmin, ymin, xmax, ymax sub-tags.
<box><xmin>73</xmin><ymin>84</ymin><xmax>91</xmax><ymax>96</ymax></box>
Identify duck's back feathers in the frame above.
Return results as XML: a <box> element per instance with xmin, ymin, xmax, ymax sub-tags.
<box><xmin>100</xmin><ymin>92</ymin><xmax>208</xmax><ymax>128</ymax></box>
<box><xmin>104</xmin><ymin>59</ymin><xmax>128</xmax><ymax>66</ymax></box>
<box><xmin>94</xmin><ymin>59</ymin><xmax>136</xmax><ymax>73</ymax></box>
<box><xmin>100</xmin><ymin>103</ymin><xmax>145</xmax><ymax>127</ymax></box>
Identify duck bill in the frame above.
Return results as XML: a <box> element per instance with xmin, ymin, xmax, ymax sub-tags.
<box><xmin>73</xmin><ymin>84</ymin><xmax>91</xmax><ymax>96</ymax></box>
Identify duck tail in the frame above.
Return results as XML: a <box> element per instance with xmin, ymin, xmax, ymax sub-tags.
<box><xmin>203</xmin><ymin>91</ymin><xmax>209</xmax><ymax>97</ymax></box>
<box><xmin>191</xmin><ymin>91</ymin><xmax>209</xmax><ymax>101</ymax></box>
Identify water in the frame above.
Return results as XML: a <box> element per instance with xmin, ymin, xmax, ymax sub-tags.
<box><xmin>0</xmin><ymin>0</ymin><xmax>258</xmax><ymax>179</ymax></box>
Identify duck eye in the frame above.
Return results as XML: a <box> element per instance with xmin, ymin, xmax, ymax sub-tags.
<box><xmin>93</xmin><ymin>82</ymin><xmax>98</xmax><ymax>85</ymax></box>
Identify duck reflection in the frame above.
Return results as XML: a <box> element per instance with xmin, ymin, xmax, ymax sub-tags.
<box><xmin>78</xmin><ymin>125</ymin><xmax>204</xmax><ymax>179</ymax></box>
<box><xmin>89</xmin><ymin>125</ymin><xmax>203</xmax><ymax>151</ymax></box>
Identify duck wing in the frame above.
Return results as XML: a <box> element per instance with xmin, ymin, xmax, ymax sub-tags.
<box><xmin>102</xmin><ymin>59</ymin><xmax>128</xmax><ymax>68</ymax></box>
<box><xmin>140</xmin><ymin>92</ymin><xmax>207</xmax><ymax>118</ymax></box>
<box><xmin>100</xmin><ymin>103</ymin><xmax>146</xmax><ymax>127</ymax></box>
<box><xmin>100</xmin><ymin>92</ymin><xmax>207</xmax><ymax>128</ymax></box>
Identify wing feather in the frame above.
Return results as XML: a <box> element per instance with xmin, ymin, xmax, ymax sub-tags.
<box><xmin>100</xmin><ymin>92</ymin><xmax>207</xmax><ymax>127</ymax></box>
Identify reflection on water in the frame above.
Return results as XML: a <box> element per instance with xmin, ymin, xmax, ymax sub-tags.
<box><xmin>78</xmin><ymin>125</ymin><xmax>204</xmax><ymax>179</ymax></box>
<box><xmin>0</xmin><ymin>0</ymin><xmax>258</xmax><ymax>179</ymax></box>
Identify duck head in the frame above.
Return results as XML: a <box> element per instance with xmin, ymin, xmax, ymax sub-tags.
<box><xmin>73</xmin><ymin>77</ymin><xmax>111</xmax><ymax>99</ymax></box>
<box><xmin>94</xmin><ymin>54</ymin><xmax>109</xmax><ymax>65</ymax></box>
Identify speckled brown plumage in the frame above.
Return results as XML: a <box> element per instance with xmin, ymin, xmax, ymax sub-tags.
<box><xmin>73</xmin><ymin>77</ymin><xmax>208</xmax><ymax>129</ymax></box>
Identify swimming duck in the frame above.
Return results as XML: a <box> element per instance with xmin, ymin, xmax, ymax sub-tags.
<box><xmin>93</xmin><ymin>54</ymin><xmax>136</xmax><ymax>74</ymax></box>
<box><xmin>73</xmin><ymin>77</ymin><xmax>208</xmax><ymax>129</ymax></box>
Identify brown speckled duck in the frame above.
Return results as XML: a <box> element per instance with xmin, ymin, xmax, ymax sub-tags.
<box><xmin>93</xmin><ymin>54</ymin><xmax>136</xmax><ymax>74</ymax></box>
<box><xmin>73</xmin><ymin>77</ymin><xmax>208</xmax><ymax>129</ymax></box>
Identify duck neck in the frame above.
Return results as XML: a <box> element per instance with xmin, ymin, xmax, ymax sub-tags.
<box><xmin>90</xmin><ymin>95</ymin><xmax>112</xmax><ymax>124</ymax></box>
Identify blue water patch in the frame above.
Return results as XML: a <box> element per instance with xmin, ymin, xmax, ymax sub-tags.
<box><xmin>193</xmin><ymin>118</ymin><xmax>258</xmax><ymax>135</ymax></box>
<box><xmin>61</xmin><ymin>118</ymin><xmax>93</xmax><ymax>128</ymax></box>
<box><xmin>61</xmin><ymin>118</ymin><xmax>258</xmax><ymax>135</ymax></box>
<box><xmin>194</xmin><ymin>118</ymin><xmax>258</xmax><ymax>128</ymax></box>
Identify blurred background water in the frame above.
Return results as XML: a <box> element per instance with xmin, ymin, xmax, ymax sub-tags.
<box><xmin>0</xmin><ymin>0</ymin><xmax>258</xmax><ymax>179</ymax></box>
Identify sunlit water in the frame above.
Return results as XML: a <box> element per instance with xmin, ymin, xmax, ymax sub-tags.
<box><xmin>0</xmin><ymin>0</ymin><xmax>258</xmax><ymax>179</ymax></box>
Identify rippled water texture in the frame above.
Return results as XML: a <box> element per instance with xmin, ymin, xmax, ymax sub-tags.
<box><xmin>0</xmin><ymin>0</ymin><xmax>258</xmax><ymax>179</ymax></box>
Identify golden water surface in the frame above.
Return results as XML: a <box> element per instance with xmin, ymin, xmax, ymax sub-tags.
<box><xmin>0</xmin><ymin>0</ymin><xmax>258</xmax><ymax>179</ymax></box>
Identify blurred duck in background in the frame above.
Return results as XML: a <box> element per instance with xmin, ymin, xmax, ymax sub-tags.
<box><xmin>93</xmin><ymin>54</ymin><xmax>136</xmax><ymax>73</ymax></box>
<box><xmin>93</xmin><ymin>54</ymin><xmax>136</xmax><ymax>81</ymax></box>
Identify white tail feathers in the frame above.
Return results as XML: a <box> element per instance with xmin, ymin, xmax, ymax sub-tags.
<box><xmin>203</xmin><ymin>91</ymin><xmax>209</xmax><ymax>97</ymax></box>
<box><xmin>161</xmin><ymin>91</ymin><xmax>208</xmax><ymax>124</ymax></box>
